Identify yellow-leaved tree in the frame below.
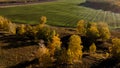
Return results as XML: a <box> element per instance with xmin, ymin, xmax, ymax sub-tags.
<box><xmin>67</xmin><ymin>35</ymin><xmax>83</xmax><ymax>64</ymax></box>
<box><xmin>47</xmin><ymin>30</ymin><xmax>61</xmax><ymax>57</ymax></box>
<box><xmin>40</xmin><ymin>16</ymin><xmax>47</xmax><ymax>28</ymax></box>
<box><xmin>77</xmin><ymin>20</ymin><xmax>86</xmax><ymax>36</ymax></box>
<box><xmin>97</xmin><ymin>23</ymin><xmax>111</xmax><ymax>41</ymax></box>
<box><xmin>0</xmin><ymin>16</ymin><xmax>16</xmax><ymax>34</ymax></box>
<box><xmin>87</xmin><ymin>23</ymin><xmax>100</xmax><ymax>39</ymax></box>
<box><xmin>16</xmin><ymin>24</ymin><xmax>26</xmax><ymax>35</ymax></box>
<box><xmin>111</xmin><ymin>38</ymin><xmax>120</xmax><ymax>59</ymax></box>
<box><xmin>0</xmin><ymin>16</ymin><xmax>11</xmax><ymax>30</ymax></box>
<box><xmin>8</xmin><ymin>22</ymin><xmax>16</xmax><ymax>34</ymax></box>
<box><xmin>89</xmin><ymin>43</ymin><xmax>96</xmax><ymax>54</ymax></box>
<box><xmin>36</xmin><ymin>44</ymin><xmax>51</xmax><ymax>67</ymax></box>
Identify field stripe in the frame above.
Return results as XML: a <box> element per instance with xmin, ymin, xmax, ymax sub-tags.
<box><xmin>91</xmin><ymin>10</ymin><xmax>101</xmax><ymax>22</ymax></box>
<box><xmin>112</xmin><ymin>13</ymin><xmax>117</xmax><ymax>28</ymax></box>
<box><xmin>85</xmin><ymin>10</ymin><xmax>98</xmax><ymax>22</ymax></box>
<box><xmin>103</xmin><ymin>11</ymin><xmax>107</xmax><ymax>22</ymax></box>
<box><xmin>116</xmin><ymin>13</ymin><xmax>120</xmax><ymax>28</ymax></box>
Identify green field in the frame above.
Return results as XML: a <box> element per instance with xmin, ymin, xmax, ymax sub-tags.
<box><xmin>0</xmin><ymin>0</ymin><xmax>120</xmax><ymax>28</ymax></box>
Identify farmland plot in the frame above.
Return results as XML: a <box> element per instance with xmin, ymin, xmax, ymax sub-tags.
<box><xmin>0</xmin><ymin>0</ymin><xmax>120</xmax><ymax>28</ymax></box>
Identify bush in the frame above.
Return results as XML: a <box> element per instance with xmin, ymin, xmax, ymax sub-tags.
<box><xmin>40</xmin><ymin>16</ymin><xmax>47</xmax><ymax>24</ymax></box>
<box><xmin>47</xmin><ymin>31</ymin><xmax>61</xmax><ymax>57</ymax></box>
<box><xmin>67</xmin><ymin>35</ymin><xmax>83</xmax><ymax>63</ymax></box>
<box><xmin>97</xmin><ymin>22</ymin><xmax>111</xmax><ymax>41</ymax></box>
<box><xmin>77</xmin><ymin>20</ymin><xmax>86</xmax><ymax>36</ymax></box>
<box><xmin>37</xmin><ymin>26</ymin><xmax>52</xmax><ymax>41</ymax></box>
<box><xmin>111</xmin><ymin>38</ymin><xmax>120</xmax><ymax>59</ymax></box>
<box><xmin>16</xmin><ymin>24</ymin><xmax>26</xmax><ymax>35</ymax></box>
<box><xmin>24</xmin><ymin>24</ymin><xmax>35</xmax><ymax>39</ymax></box>
<box><xmin>0</xmin><ymin>16</ymin><xmax>11</xmax><ymax>30</ymax></box>
<box><xmin>36</xmin><ymin>44</ymin><xmax>52</xmax><ymax>66</ymax></box>
<box><xmin>8</xmin><ymin>22</ymin><xmax>16</xmax><ymax>34</ymax></box>
<box><xmin>89</xmin><ymin>43</ymin><xmax>96</xmax><ymax>54</ymax></box>
<box><xmin>86</xmin><ymin>23</ymin><xmax>100</xmax><ymax>39</ymax></box>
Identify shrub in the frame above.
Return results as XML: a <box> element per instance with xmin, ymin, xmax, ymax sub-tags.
<box><xmin>40</xmin><ymin>16</ymin><xmax>47</xmax><ymax>24</ymax></box>
<box><xmin>0</xmin><ymin>16</ymin><xmax>17</xmax><ymax>34</ymax></box>
<box><xmin>86</xmin><ymin>23</ymin><xmax>100</xmax><ymax>39</ymax></box>
<box><xmin>0</xmin><ymin>16</ymin><xmax>11</xmax><ymax>30</ymax></box>
<box><xmin>36</xmin><ymin>44</ymin><xmax>51</xmax><ymax>66</ymax></box>
<box><xmin>47</xmin><ymin>31</ymin><xmax>61</xmax><ymax>57</ymax></box>
<box><xmin>97</xmin><ymin>22</ymin><xmax>111</xmax><ymax>41</ymax></box>
<box><xmin>111</xmin><ymin>38</ymin><xmax>120</xmax><ymax>59</ymax></box>
<box><xmin>89</xmin><ymin>43</ymin><xmax>96</xmax><ymax>54</ymax></box>
<box><xmin>16</xmin><ymin>24</ymin><xmax>26</xmax><ymax>35</ymax></box>
<box><xmin>8</xmin><ymin>22</ymin><xmax>16</xmax><ymax>34</ymax></box>
<box><xmin>24</xmin><ymin>24</ymin><xmax>35</xmax><ymax>39</ymax></box>
<box><xmin>77</xmin><ymin>20</ymin><xmax>86</xmax><ymax>36</ymax></box>
<box><xmin>67</xmin><ymin>35</ymin><xmax>83</xmax><ymax>63</ymax></box>
<box><xmin>37</xmin><ymin>26</ymin><xmax>52</xmax><ymax>41</ymax></box>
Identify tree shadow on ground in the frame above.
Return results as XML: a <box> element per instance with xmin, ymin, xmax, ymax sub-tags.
<box><xmin>0</xmin><ymin>35</ymin><xmax>38</xmax><ymax>49</ymax></box>
<box><xmin>91</xmin><ymin>57</ymin><xmax>120</xmax><ymax>68</ymax></box>
<box><xmin>8</xmin><ymin>58</ymin><xmax>39</xmax><ymax>68</ymax></box>
<box><xmin>79</xmin><ymin>1</ymin><xmax>120</xmax><ymax>13</ymax></box>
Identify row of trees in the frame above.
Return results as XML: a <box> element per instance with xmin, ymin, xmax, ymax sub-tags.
<box><xmin>0</xmin><ymin>16</ymin><xmax>120</xmax><ymax>66</ymax></box>
<box><xmin>77</xmin><ymin>20</ymin><xmax>111</xmax><ymax>41</ymax></box>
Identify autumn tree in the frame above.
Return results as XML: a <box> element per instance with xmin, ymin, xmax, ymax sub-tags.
<box><xmin>47</xmin><ymin>31</ymin><xmax>61</xmax><ymax>57</ymax></box>
<box><xmin>8</xmin><ymin>22</ymin><xmax>16</xmax><ymax>34</ymax></box>
<box><xmin>86</xmin><ymin>23</ymin><xmax>100</xmax><ymax>40</ymax></box>
<box><xmin>16</xmin><ymin>24</ymin><xmax>26</xmax><ymax>35</ymax></box>
<box><xmin>67</xmin><ymin>35</ymin><xmax>83</xmax><ymax>64</ymax></box>
<box><xmin>0</xmin><ymin>16</ymin><xmax>10</xmax><ymax>31</ymax></box>
<box><xmin>24</xmin><ymin>24</ymin><xmax>34</xmax><ymax>39</ymax></box>
<box><xmin>0</xmin><ymin>16</ymin><xmax>4</xmax><ymax>28</ymax></box>
<box><xmin>89</xmin><ymin>43</ymin><xmax>96</xmax><ymax>54</ymax></box>
<box><xmin>77</xmin><ymin>20</ymin><xmax>86</xmax><ymax>36</ymax></box>
<box><xmin>97</xmin><ymin>23</ymin><xmax>111</xmax><ymax>41</ymax></box>
<box><xmin>111</xmin><ymin>38</ymin><xmax>120</xmax><ymax>59</ymax></box>
<box><xmin>36</xmin><ymin>44</ymin><xmax>51</xmax><ymax>67</ymax></box>
<box><xmin>39</xmin><ymin>16</ymin><xmax>47</xmax><ymax>28</ymax></box>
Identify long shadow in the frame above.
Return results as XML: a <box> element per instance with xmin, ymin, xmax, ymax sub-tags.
<box><xmin>8</xmin><ymin>58</ymin><xmax>39</xmax><ymax>68</ymax></box>
<box><xmin>0</xmin><ymin>35</ymin><xmax>37</xmax><ymax>49</ymax></box>
<box><xmin>91</xmin><ymin>57</ymin><xmax>120</xmax><ymax>68</ymax></box>
<box><xmin>79</xmin><ymin>1</ymin><xmax>120</xmax><ymax>13</ymax></box>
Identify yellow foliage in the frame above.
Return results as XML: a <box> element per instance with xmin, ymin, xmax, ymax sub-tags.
<box><xmin>89</xmin><ymin>43</ymin><xmax>96</xmax><ymax>54</ymax></box>
<box><xmin>68</xmin><ymin>35</ymin><xmax>83</xmax><ymax>63</ymax></box>
<box><xmin>16</xmin><ymin>24</ymin><xmax>26</xmax><ymax>35</ymax></box>
<box><xmin>0</xmin><ymin>16</ymin><xmax>16</xmax><ymax>34</ymax></box>
<box><xmin>36</xmin><ymin>45</ymin><xmax>51</xmax><ymax>65</ymax></box>
<box><xmin>97</xmin><ymin>23</ymin><xmax>111</xmax><ymax>41</ymax></box>
<box><xmin>87</xmin><ymin>23</ymin><xmax>100</xmax><ymax>38</ymax></box>
<box><xmin>8</xmin><ymin>22</ymin><xmax>16</xmax><ymax>34</ymax></box>
<box><xmin>111</xmin><ymin>38</ymin><xmax>120</xmax><ymax>58</ymax></box>
<box><xmin>35</xmin><ymin>23</ymin><xmax>44</xmax><ymax>30</ymax></box>
<box><xmin>48</xmin><ymin>33</ymin><xmax>61</xmax><ymax>56</ymax></box>
<box><xmin>77</xmin><ymin>20</ymin><xmax>86</xmax><ymax>35</ymax></box>
<box><xmin>0</xmin><ymin>16</ymin><xmax>11</xmax><ymax>30</ymax></box>
<box><xmin>40</xmin><ymin>16</ymin><xmax>47</xmax><ymax>24</ymax></box>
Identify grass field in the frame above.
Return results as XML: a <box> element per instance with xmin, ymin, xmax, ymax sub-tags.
<box><xmin>0</xmin><ymin>0</ymin><xmax>120</xmax><ymax>28</ymax></box>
